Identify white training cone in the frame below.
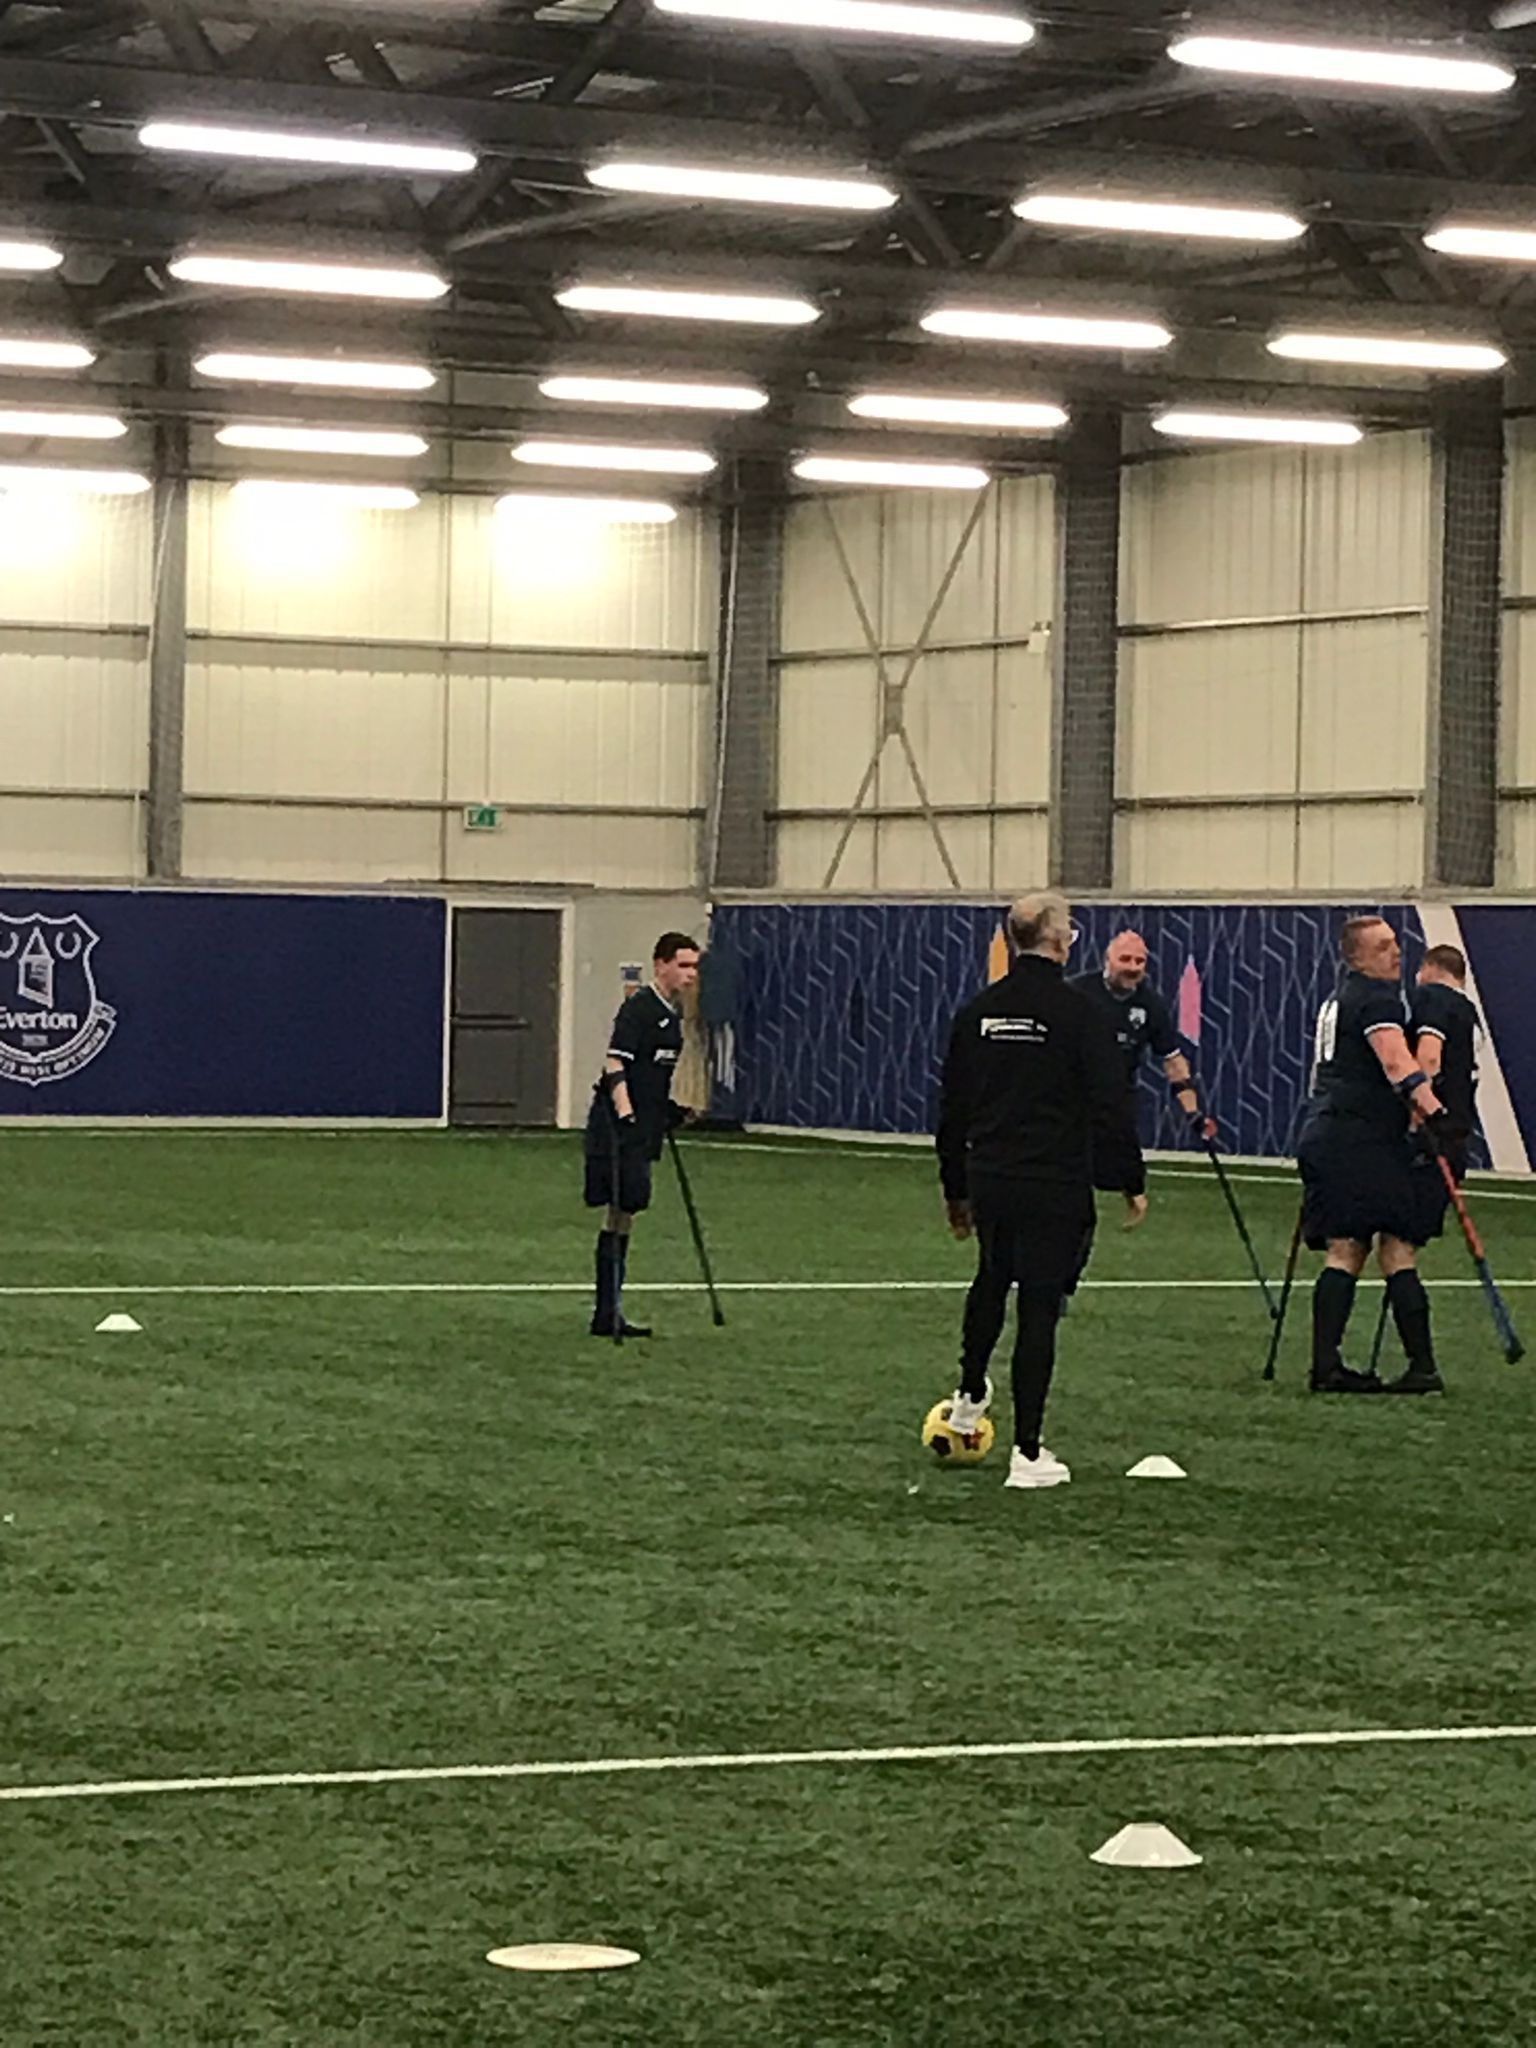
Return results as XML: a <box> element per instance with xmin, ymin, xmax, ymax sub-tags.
<box><xmin>487</xmin><ymin>1944</ymin><xmax>640</xmax><ymax>1973</ymax></box>
<box><xmin>1127</xmin><ymin>1455</ymin><xmax>1187</xmax><ymax>1480</ymax></box>
<box><xmin>1091</xmin><ymin>1823</ymin><xmax>1202</xmax><ymax>1869</ymax></box>
<box><xmin>95</xmin><ymin>1313</ymin><xmax>142</xmax><ymax>1334</ymax></box>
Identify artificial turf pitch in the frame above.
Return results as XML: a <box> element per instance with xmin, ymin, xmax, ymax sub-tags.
<box><xmin>4</xmin><ymin>1129</ymin><xmax>1536</xmax><ymax>2045</ymax></box>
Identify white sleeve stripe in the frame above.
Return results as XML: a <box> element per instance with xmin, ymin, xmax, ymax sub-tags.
<box><xmin>607</xmin><ymin>1048</ymin><xmax>635</xmax><ymax>1062</ymax></box>
<box><xmin>1362</xmin><ymin>1021</ymin><xmax>1402</xmax><ymax>1038</ymax></box>
<box><xmin>1415</xmin><ymin>1026</ymin><xmax>1447</xmax><ymax>1042</ymax></box>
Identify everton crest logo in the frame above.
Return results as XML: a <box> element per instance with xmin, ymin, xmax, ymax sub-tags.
<box><xmin>0</xmin><ymin>913</ymin><xmax>117</xmax><ymax>1087</ymax></box>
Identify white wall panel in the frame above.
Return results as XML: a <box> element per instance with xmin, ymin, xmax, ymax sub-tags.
<box><xmin>1302</xmin><ymin>432</ymin><xmax>1431</xmax><ymax>612</ymax></box>
<box><xmin>1297</xmin><ymin>618</ymin><xmax>1428</xmax><ymax>791</ymax></box>
<box><xmin>1504</xmin><ymin>418</ymin><xmax>1536</xmax><ymax>597</ymax></box>
<box><xmin>186</xmin><ymin>660</ymin><xmax>447</xmax><ymax>801</ymax></box>
<box><xmin>996</xmin><ymin>477</ymin><xmax>1055</xmax><ymax>638</ymax></box>
<box><xmin>780</xmin><ymin>493</ymin><xmax>881</xmax><ymax>654</ymax></box>
<box><xmin>1296</xmin><ymin>803</ymin><xmax>1423</xmax><ymax>890</ymax></box>
<box><xmin>1117</xmin><ymin>809</ymin><xmax>1299</xmax><ymax>892</ymax></box>
<box><xmin>451</xmin><ymin>815</ymin><xmax>698</xmax><ymax>891</ymax></box>
<box><xmin>190</xmin><ymin>484</ymin><xmax>447</xmax><ymax>643</ymax></box>
<box><xmin>994</xmin><ymin>645</ymin><xmax>1053</xmax><ymax>804</ymax></box>
<box><xmin>450</xmin><ymin>671</ymin><xmax>706</xmax><ymax>811</ymax></box>
<box><xmin>881</xmin><ymin>652</ymin><xmax>996</xmax><ymax>809</ymax></box>
<box><xmin>183</xmin><ymin>801</ymin><xmax>443</xmax><ymax>885</ymax></box>
<box><xmin>0</xmin><ymin>646</ymin><xmax>147</xmax><ymax>791</ymax></box>
<box><xmin>777</xmin><ymin>659</ymin><xmax>879</xmax><ymax>811</ymax></box>
<box><xmin>776</xmin><ymin>818</ymin><xmax>876</xmax><ymax>892</ymax></box>
<box><xmin>880</xmin><ymin>490</ymin><xmax>997</xmax><ymax>648</ymax></box>
<box><xmin>0</xmin><ymin>492</ymin><xmax>150</xmax><ymax>627</ymax></box>
<box><xmin>1122</xmin><ymin>447</ymin><xmax>1304</xmax><ymax>625</ymax></box>
<box><xmin>874</xmin><ymin>817</ymin><xmax>992</xmax><ymax>892</ymax></box>
<box><xmin>991</xmin><ymin>813</ymin><xmax>1050</xmax><ymax>893</ymax></box>
<box><xmin>0</xmin><ymin>794</ymin><xmax>142</xmax><ymax>878</ymax></box>
<box><xmin>449</xmin><ymin>498</ymin><xmax>713</xmax><ymax>654</ymax></box>
<box><xmin>1503</xmin><ymin>613</ymin><xmax>1536</xmax><ymax>786</ymax></box>
<box><xmin>1121</xmin><ymin>628</ymin><xmax>1301</xmax><ymax>800</ymax></box>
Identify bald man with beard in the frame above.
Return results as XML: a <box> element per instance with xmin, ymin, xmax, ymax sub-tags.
<box><xmin>1071</xmin><ymin>929</ymin><xmax>1213</xmax><ymax>1145</ymax></box>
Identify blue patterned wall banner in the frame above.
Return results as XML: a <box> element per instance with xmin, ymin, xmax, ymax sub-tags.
<box><xmin>711</xmin><ymin>901</ymin><xmax>1428</xmax><ymax>1160</ymax></box>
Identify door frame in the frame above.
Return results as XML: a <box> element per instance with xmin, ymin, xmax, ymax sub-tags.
<box><xmin>443</xmin><ymin>896</ymin><xmax>574</xmax><ymax>1129</ymax></box>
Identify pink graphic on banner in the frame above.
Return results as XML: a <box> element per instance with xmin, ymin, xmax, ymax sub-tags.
<box><xmin>1177</xmin><ymin>958</ymin><xmax>1202</xmax><ymax>1046</ymax></box>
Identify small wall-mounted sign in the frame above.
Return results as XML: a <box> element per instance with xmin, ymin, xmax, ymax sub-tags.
<box><xmin>463</xmin><ymin>804</ymin><xmax>502</xmax><ymax>833</ymax></box>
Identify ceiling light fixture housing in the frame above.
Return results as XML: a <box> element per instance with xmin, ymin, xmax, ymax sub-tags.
<box><xmin>922</xmin><ymin>307</ymin><xmax>1173</xmax><ymax>350</ymax></box>
<box><xmin>654</xmin><ymin>0</ymin><xmax>1033</xmax><ymax>47</ymax></box>
<box><xmin>170</xmin><ymin>253</ymin><xmax>450</xmax><ymax>300</ymax></box>
<box><xmin>556</xmin><ymin>283</ymin><xmax>819</xmax><ymax>326</ymax></box>
<box><xmin>1267</xmin><ymin>330</ymin><xmax>1507</xmax><ymax>372</ymax></box>
<box><xmin>1014</xmin><ymin>192</ymin><xmax>1304</xmax><ymax>241</ymax></box>
<box><xmin>196</xmin><ymin>352</ymin><xmax>436</xmax><ymax>392</ymax></box>
<box><xmin>140</xmin><ymin>122</ymin><xmax>476</xmax><ymax>175</ymax></box>
<box><xmin>1152</xmin><ymin>409</ymin><xmax>1363</xmax><ymax>446</ymax></box>
<box><xmin>793</xmin><ymin>455</ymin><xmax>990</xmax><ymax>489</ymax></box>
<box><xmin>1168</xmin><ymin>34</ymin><xmax>1513</xmax><ymax>95</ymax></box>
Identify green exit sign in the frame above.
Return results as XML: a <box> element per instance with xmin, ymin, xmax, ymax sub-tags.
<box><xmin>463</xmin><ymin>804</ymin><xmax>502</xmax><ymax>833</ymax></box>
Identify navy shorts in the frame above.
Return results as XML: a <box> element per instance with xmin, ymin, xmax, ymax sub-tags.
<box><xmin>1298</xmin><ymin>1119</ymin><xmax>1428</xmax><ymax>1251</ymax></box>
<box><xmin>584</xmin><ymin>1130</ymin><xmax>655</xmax><ymax>1214</ymax></box>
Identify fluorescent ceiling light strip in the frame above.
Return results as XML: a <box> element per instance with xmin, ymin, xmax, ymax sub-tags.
<box><xmin>1268</xmin><ymin>330</ymin><xmax>1506</xmax><ymax>371</ymax></box>
<box><xmin>1015</xmin><ymin>193</ymin><xmax>1304</xmax><ymax>241</ymax></box>
<box><xmin>170</xmin><ymin>254</ymin><xmax>449</xmax><ymax>301</ymax></box>
<box><xmin>1152</xmin><ymin>409</ymin><xmax>1362</xmax><ymax>446</ymax></box>
<box><xmin>1425</xmin><ymin>224</ymin><xmax>1536</xmax><ymax>263</ymax></box>
<box><xmin>794</xmin><ymin>455</ymin><xmax>989</xmax><ymax>490</ymax></box>
<box><xmin>922</xmin><ymin>307</ymin><xmax>1172</xmax><ymax>350</ymax></box>
<box><xmin>231</xmin><ymin>480</ymin><xmax>420</xmax><ymax>509</ymax></box>
<box><xmin>1168</xmin><ymin>35</ymin><xmax>1512</xmax><ymax>96</ymax></box>
<box><xmin>654</xmin><ymin>0</ymin><xmax>1032</xmax><ymax>45</ymax></box>
<box><xmin>0</xmin><ymin>337</ymin><xmax>94</xmax><ymax>369</ymax></box>
<box><xmin>0</xmin><ymin>240</ymin><xmax>63</xmax><ymax>272</ymax></box>
<box><xmin>588</xmin><ymin>161</ymin><xmax>894</xmax><ymax>210</ymax></box>
<box><xmin>216</xmin><ymin>424</ymin><xmax>428</xmax><ymax>458</ymax></box>
<box><xmin>196</xmin><ymin>352</ymin><xmax>435</xmax><ymax>391</ymax></box>
<box><xmin>848</xmin><ymin>392</ymin><xmax>1066</xmax><ymax>429</ymax></box>
<box><xmin>556</xmin><ymin>284</ymin><xmax>818</xmax><ymax>326</ymax></box>
<box><xmin>495</xmin><ymin>493</ymin><xmax>678</xmax><ymax>525</ymax></box>
<box><xmin>540</xmin><ymin>375</ymin><xmax>767</xmax><ymax>412</ymax></box>
<box><xmin>0</xmin><ymin>465</ymin><xmax>149</xmax><ymax>494</ymax></box>
<box><xmin>512</xmin><ymin>440</ymin><xmax>715</xmax><ymax>475</ymax></box>
<box><xmin>140</xmin><ymin>122</ymin><xmax>475</xmax><ymax>175</ymax></box>
<box><xmin>0</xmin><ymin>408</ymin><xmax>126</xmax><ymax>439</ymax></box>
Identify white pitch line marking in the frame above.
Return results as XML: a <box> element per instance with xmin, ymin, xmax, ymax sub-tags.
<box><xmin>2</xmin><ymin>1277</ymin><xmax>1534</xmax><ymax>1299</ymax></box>
<box><xmin>5</xmin><ymin>1721</ymin><xmax>1536</xmax><ymax>1808</ymax></box>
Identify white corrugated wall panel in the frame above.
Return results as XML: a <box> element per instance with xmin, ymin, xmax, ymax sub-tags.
<box><xmin>448</xmin><ymin>671</ymin><xmax>706</xmax><ymax>811</ymax></box>
<box><xmin>874</xmin><ymin>817</ymin><xmax>992</xmax><ymax>892</ymax></box>
<box><xmin>451</xmin><ymin>815</ymin><xmax>698</xmax><ymax>891</ymax></box>
<box><xmin>1117</xmin><ymin>809</ymin><xmax>1299</xmax><ymax>892</ymax></box>
<box><xmin>994</xmin><ymin>644</ymin><xmax>1053</xmax><ymax>804</ymax></box>
<box><xmin>780</xmin><ymin>494</ymin><xmax>881</xmax><ymax>655</ymax></box>
<box><xmin>182</xmin><ymin>802</ymin><xmax>443</xmax><ymax>884</ymax></box>
<box><xmin>0</xmin><ymin>492</ymin><xmax>150</xmax><ymax>626</ymax></box>
<box><xmin>1122</xmin><ymin>447</ymin><xmax>1304</xmax><ymax>624</ymax></box>
<box><xmin>186</xmin><ymin>661</ymin><xmax>448</xmax><ymax>801</ymax></box>
<box><xmin>450</xmin><ymin>498</ymin><xmax>713</xmax><ymax>654</ymax></box>
<box><xmin>189</xmin><ymin>484</ymin><xmax>447</xmax><ymax>643</ymax></box>
<box><xmin>1302</xmin><ymin>432</ymin><xmax>1431</xmax><ymax>612</ymax></box>
<box><xmin>1503</xmin><ymin>418</ymin><xmax>1536</xmax><ymax>596</ymax></box>
<box><xmin>880</xmin><ymin>652</ymin><xmax>995</xmax><ymax>808</ymax></box>
<box><xmin>1120</xmin><ymin>628</ymin><xmax>1302</xmax><ymax>800</ymax></box>
<box><xmin>777</xmin><ymin>659</ymin><xmax>879</xmax><ymax>811</ymax></box>
<box><xmin>1297</xmin><ymin>617</ymin><xmax>1428</xmax><ymax>792</ymax></box>
<box><xmin>0</xmin><ymin>646</ymin><xmax>147</xmax><ymax>791</ymax></box>
<box><xmin>776</xmin><ymin>818</ymin><xmax>876</xmax><ymax>891</ymax></box>
<box><xmin>1503</xmin><ymin>613</ymin><xmax>1536</xmax><ymax>786</ymax></box>
<box><xmin>995</xmin><ymin>477</ymin><xmax>1055</xmax><ymax>638</ymax></box>
<box><xmin>992</xmin><ymin>813</ymin><xmax>1049</xmax><ymax>892</ymax></box>
<box><xmin>1297</xmin><ymin>804</ymin><xmax>1423</xmax><ymax>890</ymax></box>
<box><xmin>0</xmin><ymin>794</ymin><xmax>142</xmax><ymax>878</ymax></box>
<box><xmin>880</xmin><ymin>491</ymin><xmax>996</xmax><ymax>648</ymax></box>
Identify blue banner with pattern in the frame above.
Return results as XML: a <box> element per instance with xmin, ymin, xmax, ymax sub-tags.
<box><xmin>710</xmin><ymin>900</ymin><xmax>1427</xmax><ymax>1159</ymax></box>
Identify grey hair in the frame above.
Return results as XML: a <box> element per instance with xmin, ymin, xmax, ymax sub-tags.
<box><xmin>1006</xmin><ymin>890</ymin><xmax>1071</xmax><ymax>955</ymax></box>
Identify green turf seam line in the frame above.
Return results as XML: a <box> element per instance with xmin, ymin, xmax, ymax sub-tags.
<box><xmin>7</xmin><ymin>1723</ymin><xmax>1536</xmax><ymax>1807</ymax></box>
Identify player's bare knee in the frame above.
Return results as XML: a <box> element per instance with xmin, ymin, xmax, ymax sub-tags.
<box><xmin>1378</xmin><ymin>1236</ymin><xmax>1417</xmax><ymax>1278</ymax></box>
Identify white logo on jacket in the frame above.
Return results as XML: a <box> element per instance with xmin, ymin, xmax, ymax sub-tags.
<box><xmin>980</xmin><ymin>1016</ymin><xmax>1048</xmax><ymax>1044</ymax></box>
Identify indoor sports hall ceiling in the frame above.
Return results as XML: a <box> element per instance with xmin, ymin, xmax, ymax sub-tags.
<box><xmin>1</xmin><ymin>1</ymin><xmax>1536</xmax><ymax>474</ymax></box>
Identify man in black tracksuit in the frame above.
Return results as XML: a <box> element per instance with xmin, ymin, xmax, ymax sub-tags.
<box><xmin>935</xmin><ymin>892</ymin><xmax>1146</xmax><ymax>1490</ymax></box>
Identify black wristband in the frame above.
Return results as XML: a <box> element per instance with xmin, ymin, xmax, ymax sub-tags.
<box><xmin>1394</xmin><ymin>1069</ymin><xmax>1429</xmax><ymax>1101</ymax></box>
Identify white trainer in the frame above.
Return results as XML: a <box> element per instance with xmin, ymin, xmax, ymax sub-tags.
<box><xmin>1005</xmin><ymin>1445</ymin><xmax>1071</xmax><ymax>1490</ymax></box>
<box><xmin>947</xmin><ymin>1382</ymin><xmax>991</xmax><ymax>1435</ymax></box>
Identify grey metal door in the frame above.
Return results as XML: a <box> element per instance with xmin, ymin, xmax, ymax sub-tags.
<box><xmin>449</xmin><ymin>908</ymin><xmax>561</xmax><ymax>1128</ymax></box>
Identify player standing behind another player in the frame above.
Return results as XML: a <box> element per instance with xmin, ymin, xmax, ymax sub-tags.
<box><xmin>936</xmin><ymin>892</ymin><xmax>1147</xmax><ymax>1491</ymax></box>
<box><xmin>1297</xmin><ymin>917</ymin><xmax>1446</xmax><ymax>1396</ymax></box>
<box><xmin>1405</xmin><ymin>946</ymin><xmax>1483</xmax><ymax>1365</ymax></box>
<box><xmin>584</xmin><ymin>933</ymin><xmax>699</xmax><ymax>1341</ymax></box>
<box><xmin>1071</xmin><ymin>929</ymin><xmax>1216</xmax><ymax>1152</ymax></box>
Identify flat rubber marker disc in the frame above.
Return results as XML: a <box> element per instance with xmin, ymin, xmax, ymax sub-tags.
<box><xmin>487</xmin><ymin>1944</ymin><xmax>641</xmax><ymax>1973</ymax></box>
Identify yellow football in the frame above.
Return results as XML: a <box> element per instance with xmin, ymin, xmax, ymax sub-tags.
<box><xmin>921</xmin><ymin>1399</ymin><xmax>996</xmax><ymax>1466</ymax></box>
